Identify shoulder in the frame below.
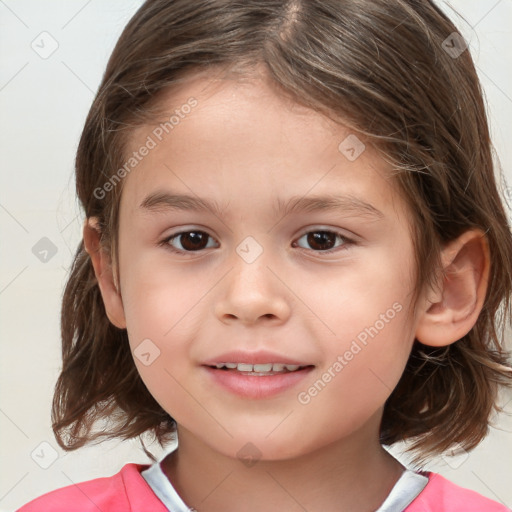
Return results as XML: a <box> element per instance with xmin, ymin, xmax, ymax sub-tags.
<box><xmin>16</xmin><ymin>463</ymin><xmax>167</xmax><ymax>512</ymax></box>
<box><xmin>407</xmin><ymin>472</ymin><xmax>511</xmax><ymax>512</ymax></box>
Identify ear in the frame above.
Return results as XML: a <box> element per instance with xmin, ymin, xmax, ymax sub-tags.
<box><xmin>415</xmin><ymin>229</ymin><xmax>490</xmax><ymax>346</ymax></box>
<box><xmin>83</xmin><ymin>217</ymin><xmax>127</xmax><ymax>329</ymax></box>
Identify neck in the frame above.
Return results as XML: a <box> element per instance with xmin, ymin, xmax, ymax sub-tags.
<box><xmin>160</xmin><ymin>413</ymin><xmax>404</xmax><ymax>512</ymax></box>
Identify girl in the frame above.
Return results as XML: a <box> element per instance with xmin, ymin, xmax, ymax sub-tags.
<box><xmin>17</xmin><ymin>0</ymin><xmax>512</xmax><ymax>510</ymax></box>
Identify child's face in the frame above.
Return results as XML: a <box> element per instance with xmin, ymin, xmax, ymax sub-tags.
<box><xmin>114</xmin><ymin>67</ymin><xmax>425</xmax><ymax>460</ymax></box>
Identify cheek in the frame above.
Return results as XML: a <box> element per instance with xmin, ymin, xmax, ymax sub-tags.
<box><xmin>308</xmin><ymin>244</ymin><xmax>413</xmax><ymax>341</ymax></box>
<box><xmin>295</xmin><ymin>311</ymin><xmax>415</xmax><ymax>451</ymax></box>
<box><xmin>120</xmin><ymin>261</ymin><xmax>209</xmax><ymax>342</ymax></box>
<box><xmin>119</xmin><ymin>265</ymin><xmax>212</xmax><ymax>413</ymax></box>
<box><xmin>296</xmin><ymin>249</ymin><xmax>415</xmax><ymax>432</ymax></box>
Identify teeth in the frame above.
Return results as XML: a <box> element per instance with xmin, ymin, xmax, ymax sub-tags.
<box><xmin>214</xmin><ymin>362</ymin><xmax>304</xmax><ymax>372</ymax></box>
<box><xmin>253</xmin><ymin>363</ymin><xmax>273</xmax><ymax>372</ymax></box>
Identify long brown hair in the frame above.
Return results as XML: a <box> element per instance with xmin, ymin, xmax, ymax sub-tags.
<box><xmin>53</xmin><ymin>0</ymin><xmax>512</xmax><ymax>463</ymax></box>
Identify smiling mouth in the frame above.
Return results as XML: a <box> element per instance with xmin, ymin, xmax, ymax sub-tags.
<box><xmin>207</xmin><ymin>362</ymin><xmax>313</xmax><ymax>376</ymax></box>
<box><xmin>204</xmin><ymin>360</ymin><xmax>314</xmax><ymax>398</ymax></box>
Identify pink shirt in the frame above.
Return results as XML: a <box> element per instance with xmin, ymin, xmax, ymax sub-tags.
<box><xmin>17</xmin><ymin>463</ymin><xmax>510</xmax><ymax>511</ymax></box>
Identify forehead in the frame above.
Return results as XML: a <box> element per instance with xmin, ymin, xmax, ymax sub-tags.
<box><xmin>135</xmin><ymin>66</ymin><xmax>343</xmax><ymax>149</ymax></box>
<box><xmin>119</xmin><ymin>67</ymin><xmax>406</xmax><ymax>223</ymax></box>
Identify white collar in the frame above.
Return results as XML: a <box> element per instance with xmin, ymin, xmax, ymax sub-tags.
<box><xmin>141</xmin><ymin>450</ymin><xmax>428</xmax><ymax>512</ymax></box>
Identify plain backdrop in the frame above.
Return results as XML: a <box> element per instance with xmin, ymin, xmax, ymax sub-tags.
<box><xmin>1</xmin><ymin>1</ymin><xmax>511</xmax><ymax>510</ymax></box>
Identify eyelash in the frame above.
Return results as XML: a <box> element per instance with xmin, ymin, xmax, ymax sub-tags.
<box><xmin>159</xmin><ymin>229</ymin><xmax>356</xmax><ymax>256</ymax></box>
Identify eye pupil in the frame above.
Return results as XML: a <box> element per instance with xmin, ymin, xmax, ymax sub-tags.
<box><xmin>307</xmin><ymin>231</ymin><xmax>336</xmax><ymax>250</ymax></box>
<box><xmin>181</xmin><ymin>232</ymin><xmax>207</xmax><ymax>251</ymax></box>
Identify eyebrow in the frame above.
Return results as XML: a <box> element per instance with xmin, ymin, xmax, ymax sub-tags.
<box><xmin>139</xmin><ymin>190</ymin><xmax>385</xmax><ymax>220</ymax></box>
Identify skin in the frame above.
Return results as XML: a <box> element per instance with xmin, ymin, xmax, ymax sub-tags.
<box><xmin>84</xmin><ymin>65</ymin><xmax>490</xmax><ymax>511</ymax></box>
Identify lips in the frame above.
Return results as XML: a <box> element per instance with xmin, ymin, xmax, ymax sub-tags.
<box><xmin>202</xmin><ymin>350</ymin><xmax>314</xmax><ymax>398</ymax></box>
<box><xmin>212</xmin><ymin>362</ymin><xmax>307</xmax><ymax>374</ymax></box>
<box><xmin>203</xmin><ymin>350</ymin><xmax>309</xmax><ymax>367</ymax></box>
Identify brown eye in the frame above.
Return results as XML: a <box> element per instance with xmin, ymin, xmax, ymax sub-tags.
<box><xmin>294</xmin><ymin>230</ymin><xmax>352</xmax><ymax>253</ymax></box>
<box><xmin>165</xmin><ymin>231</ymin><xmax>217</xmax><ymax>252</ymax></box>
<box><xmin>306</xmin><ymin>231</ymin><xmax>336</xmax><ymax>251</ymax></box>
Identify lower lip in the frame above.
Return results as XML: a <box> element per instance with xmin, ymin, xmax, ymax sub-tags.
<box><xmin>203</xmin><ymin>366</ymin><xmax>314</xmax><ymax>399</ymax></box>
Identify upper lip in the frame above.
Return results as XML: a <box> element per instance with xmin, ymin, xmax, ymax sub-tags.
<box><xmin>202</xmin><ymin>350</ymin><xmax>312</xmax><ymax>366</ymax></box>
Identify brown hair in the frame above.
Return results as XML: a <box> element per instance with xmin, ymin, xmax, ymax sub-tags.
<box><xmin>52</xmin><ymin>0</ymin><xmax>512</xmax><ymax>463</ymax></box>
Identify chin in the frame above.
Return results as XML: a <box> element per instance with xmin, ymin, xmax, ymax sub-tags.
<box><xmin>207</xmin><ymin>429</ymin><xmax>318</xmax><ymax>464</ymax></box>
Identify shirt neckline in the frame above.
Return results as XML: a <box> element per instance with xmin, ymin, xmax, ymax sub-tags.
<box><xmin>141</xmin><ymin>448</ymin><xmax>429</xmax><ymax>512</ymax></box>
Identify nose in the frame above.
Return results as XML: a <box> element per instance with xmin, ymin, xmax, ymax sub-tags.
<box><xmin>214</xmin><ymin>245</ymin><xmax>291</xmax><ymax>326</ymax></box>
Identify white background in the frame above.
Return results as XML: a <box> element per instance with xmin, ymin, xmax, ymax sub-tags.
<box><xmin>1</xmin><ymin>0</ymin><xmax>511</xmax><ymax>510</ymax></box>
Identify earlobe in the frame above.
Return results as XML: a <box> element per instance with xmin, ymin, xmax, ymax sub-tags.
<box><xmin>83</xmin><ymin>217</ymin><xmax>127</xmax><ymax>329</ymax></box>
<box><xmin>415</xmin><ymin>229</ymin><xmax>490</xmax><ymax>347</ymax></box>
